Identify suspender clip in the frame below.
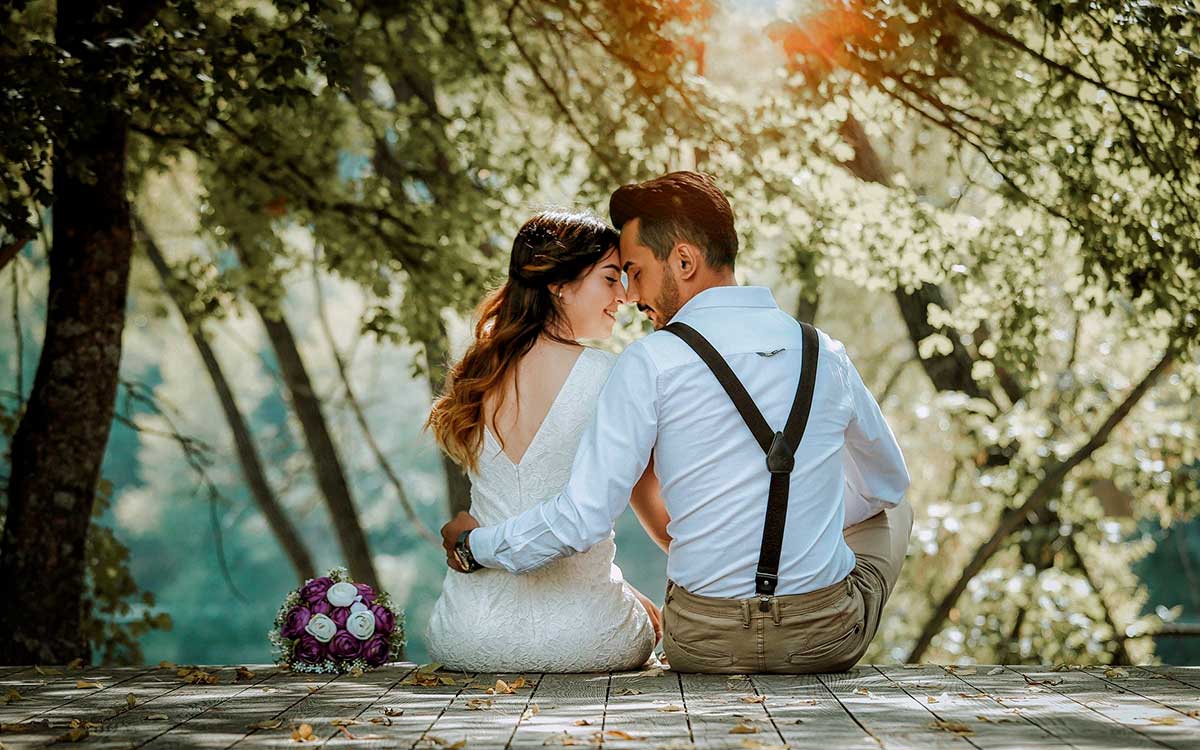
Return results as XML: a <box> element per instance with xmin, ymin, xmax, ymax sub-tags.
<box><xmin>766</xmin><ymin>431</ymin><xmax>794</xmax><ymax>474</ymax></box>
<box><xmin>758</xmin><ymin>596</ymin><xmax>771</xmax><ymax>613</ymax></box>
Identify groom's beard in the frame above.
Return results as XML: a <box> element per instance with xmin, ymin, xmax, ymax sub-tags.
<box><xmin>650</xmin><ymin>270</ymin><xmax>681</xmax><ymax>330</ymax></box>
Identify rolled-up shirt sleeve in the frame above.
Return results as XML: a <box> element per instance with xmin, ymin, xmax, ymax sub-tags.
<box><xmin>839</xmin><ymin>346</ymin><xmax>910</xmax><ymax>514</ymax></box>
<box><xmin>469</xmin><ymin>341</ymin><xmax>660</xmax><ymax>574</ymax></box>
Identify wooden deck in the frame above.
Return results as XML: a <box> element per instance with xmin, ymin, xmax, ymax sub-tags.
<box><xmin>1</xmin><ymin>663</ymin><xmax>1198</xmax><ymax>749</ymax></box>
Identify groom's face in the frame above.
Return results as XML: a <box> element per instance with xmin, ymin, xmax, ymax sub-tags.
<box><xmin>619</xmin><ymin>218</ymin><xmax>682</xmax><ymax>330</ymax></box>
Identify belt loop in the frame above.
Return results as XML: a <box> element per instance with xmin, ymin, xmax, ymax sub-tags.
<box><xmin>740</xmin><ymin>599</ymin><xmax>751</xmax><ymax>628</ymax></box>
<box><xmin>665</xmin><ymin>579</ymin><xmax>675</xmax><ymax>605</ymax></box>
<box><xmin>770</xmin><ymin>597</ymin><xmax>781</xmax><ymax>625</ymax></box>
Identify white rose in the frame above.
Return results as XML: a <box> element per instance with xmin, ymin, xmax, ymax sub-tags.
<box><xmin>326</xmin><ymin>581</ymin><xmax>359</xmax><ymax>607</ymax></box>
<box><xmin>304</xmin><ymin>613</ymin><xmax>337</xmax><ymax>643</ymax></box>
<box><xmin>346</xmin><ymin>610</ymin><xmax>376</xmax><ymax>640</ymax></box>
<box><xmin>350</xmin><ymin>601</ymin><xmax>370</xmax><ymax>614</ymax></box>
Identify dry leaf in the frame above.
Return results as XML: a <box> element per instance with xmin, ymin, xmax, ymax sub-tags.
<box><xmin>59</xmin><ymin>726</ymin><xmax>89</xmax><ymax>743</ymax></box>
<box><xmin>236</xmin><ymin>667</ymin><xmax>256</xmax><ymax>682</ymax></box>
<box><xmin>330</xmin><ymin>719</ymin><xmax>358</xmax><ymax>727</ymax></box>
<box><xmin>126</xmin><ymin>694</ymin><xmax>138</xmax><ymax>708</ymax></box>
<box><xmin>465</xmin><ymin>698</ymin><xmax>493</xmax><ymax>711</ymax></box>
<box><xmin>520</xmin><ymin>704</ymin><xmax>540</xmax><ymax>721</ymax></box>
<box><xmin>67</xmin><ymin>721</ymin><xmax>101</xmax><ymax>730</ymax></box>
<box><xmin>1147</xmin><ymin>716</ymin><xmax>1181</xmax><ymax>726</ymax></box>
<box><xmin>509</xmin><ymin>676</ymin><xmax>529</xmax><ymax>689</ymax></box>
<box><xmin>1021</xmin><ymin>675</ymin><xmax>1063</xmax><ymax>687</ymax></box>
<box><xmin>852</xmin><ymin>687</ymin><xmax>871</xmax><ymax>696</ymax></box>
<box><xmin>572</xmin><ymin>719</ymin><xmax>592</xmax><ymax>726</ymax></box>
<box><xmin>75</xmin><ymin>680</ymin><xmax>103</xmax><ymax>689</ymax></box>
<box><xmin>1</xmin><ymin>721</ymin><xmax>50</xmax><ymax>733</ymax></box>
<box><xmin>349</xmin><ymin>667</ymin><xmax>365</xmax><ymax>678</ymax></box>
<box><xmin>929</xmin><ymin>720</ymin><xmax>974</xmax><ymax>735</ymax></box>
<box><xmin>613</xmin><ymin>687</ymin><xmax>643</xmax><ymax>696</ymax></box>
<box><xmin>598</xmin><ymin>730</ymin><xmax>644</xmax><ymax>740</ymax></box>
<box><xmin>1186</xmin><ymin>709</ymin><xmax>1200</xmax><ymax>719</ymax></box>
<box><xmin>291</xmin><ymin>723</ymin><xmax>315</xmax><ymax>742</ymax></box>
<box><xmin>2</xmin><ymin>690</ymin><xmax>21</xmax><ymax>705</ymax></box>
<box><xmin>417</xmin><ymin>663</ymin><xmax>443</xmax><ymax>674</ymax></box>
<box><xmin>542</xmin><ymin>731</ymin><xmax>578</xmax><ymax>746</ymax></box>
<box><xmin>249</xmin><ymin>719</ymin><xmax>284</xmax><ymax>730</ymax></box>
<box><xmin>738</xmin><ymin>741</ymin><xmax>788</xmax><ymax>750</ymax></box>
<box><xmin>729</xmin><ymin>722</ymin><xmax>760</xmax><ymax>734</ymax></box>
<box><xmin>34</xmin><ymin>666</ymin><xmax>62</xmax><ymax>676</ymax></box>
<box><xmin>487</xmin><ymin>679</ymin><xmax>515</xmax><ymax>695</ymax></box>
<box><xmin>306</xmin><ymin>686</ymin><xmax>320</xmax><ymax>694</ymax></box>
<box><xmin>656</xmin><ymin>704</ymin><xmax>686</xmax><ymax>712</ymax></box>
<box><xmin>946</xmin><ymin>666</ymin><xmax>977</xmax><ymax>676</ymax></box>
<box><xmin>635</xmin><ymin>667</ymin><xmax>664</xmax><ymax>678</ymax></box>
<box><xmin>1104</xmin><ymin>668</ymin><xmax>1128</xmax><ymax>679</ymax></box>
<box><xmin>739</xmin><ymin>695</ymin><xmax>767</xmax><ymax>704</ymax></box>
<box><xmin>383</xmin><ymin>707</ymin><xmax>405</xmax><ymax>717</ymax></box>
<box><xmin>926</xmin><ymin>696</ymin><xmax>938</xmax><ymax>704</ymax></box>
<box><xmin>987</xmin><ymin>667</ymin><xmax>1005</xmax><ymax>675</ymax></box>
<box><xmin>369</xmin><ymin>716</ymin><xmax>394</xmax><ymax>726</ymax></box>
<box><xmin>158</xmin><ymin>660</ymin><xmax>176</xmax><ymax>670</ymax></box>
<box><xmin>796</xmin><ymin>699</ymin><xmax>817</xmax><ymax>705</ymax></box>
<box><xmin>66</xmin><ymin>659</ymin><xmax>85</xmax><ymax>671</ymax></box>
<box><xmin>338</xmin><ymin>725</ymin><xmax>357</xmax><ymax>740</ymax></box>
<box><xmin>146</xmin><ymin>714</ymin><xmax>170</xmax><ymax>721</ymax></box>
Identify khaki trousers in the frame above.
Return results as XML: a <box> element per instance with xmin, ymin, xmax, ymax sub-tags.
<box><xmin>662</xmin><ymin>500</ymin><xmax>914</xmax><ymax>674</ymax></box>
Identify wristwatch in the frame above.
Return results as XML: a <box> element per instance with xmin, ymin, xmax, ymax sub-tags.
<box><xmin>453</xmin><ymin>529</ymin><xmax>483</xmax><ymax>573</ymax></box>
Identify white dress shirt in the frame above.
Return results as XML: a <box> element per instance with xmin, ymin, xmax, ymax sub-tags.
<box><xmin>469</xmin><ymin>285</ymin><xmax>910</xmax><ymax>598</ymax></box>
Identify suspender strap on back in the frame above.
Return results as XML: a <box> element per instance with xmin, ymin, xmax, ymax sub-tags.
<box><xmin>664</xmin><ymin>320</ymin><xmax>820</xmax><ymax>608</ymax></box>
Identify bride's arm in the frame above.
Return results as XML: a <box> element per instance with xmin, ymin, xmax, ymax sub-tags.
<box><xmin>630</xmin><ymin>455</ymin><xmax>671</xmax><ymax>554</ymax></box>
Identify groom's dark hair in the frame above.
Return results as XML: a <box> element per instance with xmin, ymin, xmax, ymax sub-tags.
<box><xmin>609</xmin><ymin>171</ymin><xmax>738</xmax><ymax>269</ymax></box>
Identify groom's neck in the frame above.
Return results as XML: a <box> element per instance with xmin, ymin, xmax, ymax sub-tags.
<box><xmin>681</xmin><ymin>267</ymin><xmax>738</xmax><ymax>302</ymax></box>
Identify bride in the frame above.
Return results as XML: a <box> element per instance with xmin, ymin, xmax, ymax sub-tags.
<box><xmin>423</xmin><ymin>210</ymin><xmax>662</xmax><ymax>672</ymax></box>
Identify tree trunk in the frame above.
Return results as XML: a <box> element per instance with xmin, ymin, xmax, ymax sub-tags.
<box><xmin>141</xmin><ymin>227</ymin><xmax>317</xmax><ymax>584</ymax></box>
<box><xmin>256</xmin><ymin>308</ymin><xmax>380</xmax><ymax>589</ymax></box>
<box><xmin>0</xmin><ymin>1</ymin><xmax>137</xmax><ymax>666</ymax></box>
<box><xmin>420</xmin><ymin>322</ymin><xmax>472</xmax><ymax>517</ymax></box>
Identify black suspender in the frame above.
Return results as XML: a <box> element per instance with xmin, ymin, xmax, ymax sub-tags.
<box><xmin>663</xmin><ymin>320</ymin><xmax>820</xmax><ymax>611</ymax></box>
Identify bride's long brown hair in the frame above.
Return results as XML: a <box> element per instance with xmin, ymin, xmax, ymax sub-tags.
<box><xmin>427</xmin><ymin>210</ymin><xmax>620</xmax><ymax>472</ymax></box>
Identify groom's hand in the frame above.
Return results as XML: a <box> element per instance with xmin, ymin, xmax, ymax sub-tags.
<box><xmin>441</xmin><ymin>511</ymin><xmax>481</xmax><ymax>572</ymax></box>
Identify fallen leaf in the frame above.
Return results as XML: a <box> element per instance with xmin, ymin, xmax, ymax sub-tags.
<box><xmin>417</xmin><ymin>663</ymin><xmax>443</xmax><ymax>674</ymax></box>
<box><xmin>330</xmin><ymin>719</ymin><xmax>358</xmax><ymax>727</ymax></box>
<box><xmin>1104</xmin><ymin>668</ymin><xmax>1129</xmax><ymax>679</ymax></box>
<box><xmin>1187</xmin><ymin>709</ymin><xmax>1200</xmax><ymax>719</ymax></box>
<box><xmin>945</xmin><ymin>666</ymin><xmax>977</xmax><ymax>676</ymax></box>
<box><xmin>1147</xmin><ymin>716</ymin><xmax>1181</xmax><ymax>726</ymax></box>
<box><xmin>597</xmin><ymin>729</ymin><xmax>644</xmax><ymax>740</ymax></box>
<box><xmin>349</xmin><ymin>667</ymin><xmax>365</xmax><ymax>678</ymax></box>
<box><xmin>929</xmin><ymin>720</ymin><xmax>974</xmax><ymax>736</ymax></box>
<box><xmin>509</xmin><ymin>676</ymin><xmax>529</xmax><ymax>689</ymax></box>
<box><xmin>2</xmin><ymin>690</ymin><xmax>21</xmax><ymax>705</ymax></box>
<box><xmin>34</xmin><ymin>666</ymin><xmax>62</xmax><ymax>676</ymax></box>
<box><xmin>369</xmin><ymin>716</ymin><xmax>393</xmax><ymax>726</ymax></box>
<box><xmin>487</xmin><ymin>679</ymin><xmax>515</xmax><ymax>695</ymax></box>
<box><xmin>737</xmin><ymin>741</ymin><xmax>788</xmax><ymax>750</ymax></box>
<box><xmin>338</xmin><ymin>725</ymin><xmax>356</xmax><ymax>740</ymax></box>
<box><xmin>383</xmin><ymin>708</ymin><xmax>405</xmax><ymax>717</ymax></box>
<box><xmin>236</xmin><ymin>667</ymin><xmax>256</xmax><ymax>682</ymax></box>
<box><xmin>613</xmin><ymin>687</ymin><xmax>643</xmax><ymax>696</ymax></box>
<box><xmin>729</xmin><ymin>722</ymin><xmax>760</xmax><ymax>734</ymax></box>
<box><xmin>75</xmin><ymin>680</ymin><xmax>103</xmax><ymax>689</ymax></box>
<box><xmin>572</xmin><ymin>719</ymin><xmax>592</xmax><ymax>726</ymax></box>
<box><xmin>249</xmin><ymin>719</ymin><xmax>284</xmax><ymax>730</ymax></box>
<box><xmin>291</xmin><ymin>723</ymin><xmax>315</xmax><ymax>742</ymax></box>
<box><xmin>1021</xmin><ymin>675</ymin><xmax>1063</xmax><ymax>687</ymax></box>
<box><xmin>59</xmin><ymin>726</ymin><xmax>89</xmax><ymax>743</ymax></box>
<box><xmin>306</xmin><ymin>686</ymin><xmax>320</xmax><ymax>694</ymax></box>
<box><xmin>126</xmin><ymin>694</ymin><xmax>138</xmax><ymax>708</ymax></box>
<box><xmin>465</xmin><ymin>698</ymin><xmax>493</xmax><ymax>711</ymax></box>
<box><xmin>852</xmin><ymin>687</ymin><xmax>871</xmax><ymax>696</ymax></box>
<box><xmin>542</xmin><ymin>731</ymin><xmax>578</xmax><ymax>746</ymax></box>
<box><xmin>635</xmin><ymin>667</ymin><xmax>664</xmax><ymax>677</ymax></box>
<box><xmin>795</xmin><ymin>699</ymin><xmax>816</xmax><ymax>705</ymax></box>
<box><xmin>520</xmin><ymin>704</ymin><xmax>540</xmax><ymax>721</ymax></box>
<box><xmin>739</xmin><ymin>695</ymin><xmax>767</xmax><ymax>704</ymax></box>
<box><xmin>158</xmin><ymin>661</ymin><xmax>177</xmax><ymax>670</ymax></box>
<box><xmin>66</xmin><ymin>659</ymin><xmax>85</xmax><ymax>671</ymax></box>
<box><xmin>987</xmin><ymin>667</ymin><xmax>1005</xmax><ymax>675</ymax></box>
<box><xmin>656</xmin><ymin>704</ymin><xmax>685</xmax><ymax>712</ymax></box>
<box><xmin>146</xmin><ymin>714</ymin><xmax>170</xmax><ymax>721</ymax></box>
<box><xmin>926</xmin><ymin>696</ymin><xmax>938</xmax><ymax>704</ymax></box>
<box><xmin>438</xmin><ymin>676</ymin><xmax>459</xmax><ymax>686</ymax></box>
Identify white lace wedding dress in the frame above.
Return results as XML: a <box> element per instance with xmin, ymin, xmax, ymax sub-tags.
<box><xmin>425</xmin><ymin>347</ymin><xmax>657</xmax><ymax>672</ymax></box>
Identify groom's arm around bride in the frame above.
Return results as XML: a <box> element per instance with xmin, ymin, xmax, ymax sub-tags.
<box><xmin>442</xmin><ymin>171</ymin><xmax>912</xmax><ymax>674</ymax></box>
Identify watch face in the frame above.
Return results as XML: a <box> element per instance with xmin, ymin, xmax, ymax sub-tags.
<box><xmin>453</xmin><ymin>547</ymin><xmax>472</xmax><ymax>571</ymax></box>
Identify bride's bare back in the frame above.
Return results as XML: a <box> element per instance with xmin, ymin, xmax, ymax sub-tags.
<box><xmin>483</xmin><ymin>340</ymin><xmax>586</xmax><ymax>467</ymax></box>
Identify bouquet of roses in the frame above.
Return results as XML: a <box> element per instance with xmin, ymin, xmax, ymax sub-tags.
<box><xmin>269</xmin><ymin>567</ymin><xmax>405</xmax><ymax>673</ymax></box>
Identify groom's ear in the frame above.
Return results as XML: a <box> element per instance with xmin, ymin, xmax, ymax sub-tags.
<box><xmin>674</xmin><ymin>242</ymin><xmax>700</xmax><ymax>281</ymax></box>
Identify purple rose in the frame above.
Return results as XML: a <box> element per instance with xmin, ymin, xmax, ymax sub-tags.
<box><xmin>354</xmin><ymin>583</ymin><xmax>377</xmax><ymax>604</ymax></box>
<box><xmin>361</xmin><ymin>635</ymin><xmax>390</xmax><ymax>667</ymax></box>
<box><xmin>310</xmin><ymin>599</ymin><xmax>332</xmax><ymax>616</ymax></box>
<box><xmin>299</xmin><ymin>576</ymin><xmax>333</xmax><ymax>605</ymax></box>
<box><xmin>328</xmin><ymin>630</ymin><xmax>361</xmax><ymax>660</ymax></box>
<box><xmin>293</xmin><ymin>634</ymin><xmax>326</xmax><ymax>664</ymax></box>
<box><xmin>370</xmin><ymin>604</ymin><xmax>395</xmax><ymax>634</ymax></box>
<box><xmin>331</xmin><ymin>606</ymin><xmax>351</xmax><ymax>629</ymax></box>
<box><xmin>280</xmin><ymin>605</ymin><xmax>312</xmax><ymax>639</ymax></box>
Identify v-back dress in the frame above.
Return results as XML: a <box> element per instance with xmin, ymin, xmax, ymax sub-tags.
<box><xmin>425</xmin><ymin>347</ymin><xmax>657</xmax><ymax>672</ymax></box>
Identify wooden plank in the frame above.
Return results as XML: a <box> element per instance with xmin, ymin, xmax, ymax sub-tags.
<box><xmin>819</xmin><ymin>667</ymin><xmax>974</xmax><ymax>750</ymax></box>
<box><xmin>950</xmin><ymin>664</ymin><xmax>1162</xmax><ymax>749</ymax></box>
<box><xmin>0</xmin><ymin>665</ymin><xmax>155</xmax><ymax>722</ymax></box>
<box><xmin>1144</xmin><ymin>667</ymin><xmax>1200</xmax><ymax>692</ymax></box>
<box><xmin>1087</xmin><ymin>667</ymin><xmax>1200</xmax><ymax>723</ymax></box>
<box><xmin>679</xmin><ymin>673</ymin><xmax>784</xmax><ymax>749</ymax></box>
<box><xmin>506</xmin><ymin>672</ymin><xmax>608</xmax><ymax>748</ymax></box>
<box><xmin>750</xmin><ymin>673</ymin><xmax>878</xmax><ymax>749</ymax></box>
<box><xmin>0</xmin><ymin>665</ymin><xmax>169</xmax><ymax>725</ymax></box>
<box><xmin>877</xmin><ymin>665</ymin><xmax>1072</xmax><ymax>749</ymax></box>
<box><xmin>143</xmin><ymin>668</ymin><xmax>341</xmax><ymax>750</ymax></box>
<box><xmin>604</xmin><ymin>667</ymin><xmax>691</xmax><ymax>749</ymax></box>
<box><xmin>413</xmin><ymin>671</ymin><xmax>537</xmax><ymax>749</ymax></box>
<box><xmin>1009</xmin><ymin>666</ymin><xmax>1200</xmax><ymax>750</ymax></box>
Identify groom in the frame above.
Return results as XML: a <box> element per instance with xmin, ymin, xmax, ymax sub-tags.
<box><xmin>441</xmin><ymin>171</ymin><xmax>913</xmax><ymax>673</ymax></box>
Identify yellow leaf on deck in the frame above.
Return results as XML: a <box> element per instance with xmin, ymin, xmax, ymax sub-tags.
<box><xmin>147</xmin><ymin>714</ymin><xmax>169</xmax><ymax>721</ymax></box>
<box><xmin>126</xmin><ymin>694</ymin><xmax>138</xmax><ymax>708</ymax></box>
<box><xmin>382</xmin><ymin>708</ymin><xmax>405</xmax><ymax>717</ymax></box>
<box><xmin>739</xmin><ymin>695</ymin><xmax>767</xmax><ymax>704</ymax></box>
<box><xmin>946</xmin><ymin>666</ymin><xmax>977</xmax><ymax>676</ymax></box>
<box><xmin>330</xmin><ymin>719</ymin><xmax>357</xmax><ymax>727</ymax></box>
<box><xmin>929</xmin><ymin>720</ymin><xmax>974</xmax><ymax>735</ymax></box>
<box><xmin>1187</xmin><ymin>709</ymin><xmax>1200</xmax><ymax>719</ymax></box>
<box><xmin>158</xmin><ymin>661</ymin><xmax>176</xmax><ymax>670</ymax></box>
<box><xmin>2</xmin><ymin>690</ymin><xmax>21</xmax><ymax>705</ymax></box>
<box><xmin>613</xmin><ymin>687</ymin><xmax>643</xmax><ymax>696</ymax></box>
<box><xmin>248</xmin><ymin>719</ymin><xmax>283</xmax><ymax>730</ymax></box>
<box><xmin>987</xmin><ymin>667</ymin><xmax>1005</xmax><ymax>675</ymax></box>
<box><xmin>66</xmin><ymin>659</ymin><xmax>84</xmax><ymax>671</ymax></box>
<box><xmin>572</xmin><ymin>720</ymin><xmax>592</xmax><ymax>726</ymax></box>
<box><xmin>600</xmin><ymin>730</ymin><xmax>644</xmax><ymax>740</ymax></box>
<box><xmin>1148</xmin><ymin>716</ymin><xmax>1181</xmax><ymax>726</ymax></box>
<box><xmin>75</xmin><ymin>680</ymin><xmax>102</xmax><ymax>689</ymax></box>
<box><xmin>2</xmin><ymin>720</ymin><xmax>49</xmax><ymax>733</ymax></box>
<box><xmin>417</xmin><ymin>663</ymin><xmax>442</xmax><ymax>674</ymax></box>
<box><xmin>291</xmin><ymin>723</ymin><xmax>315</xmax><ymax>742</ymax></box>
<box><xmin>61</xmin><ymin>726</ymin><xmax>89</xmax><ymax>743</ymax></box>
<box><xmin>926</xmin><ymin>696</ymin><xmax>938</xmax><ymax>704</ymax></box>
<box><xmin>33</xmin><ymin>666</ymin><xmax>62</xmax><ymax>676</ymax></box>
<box><xmin>655</xmin><ymin>704</ymin><xmax>685</xmax><ymax>712</ymax></box>
<box><xmin>488</xmin><ymin>679</ymin><xmax>515</xmax><ymax>695</ymax></box>
<box><xmin>236</xmin><ymin>667</ymin><xmax>256</xmax><ymax>682</ymax></box>
<box><xmin>852</xmin><ymin>687</ymin><xmax>871</xmax><ymax>696</ymax></box>
<box><xmin>729</xmin><ymin>722</ymin><xmax>759</xmax><ymax>734</ymax></box>
<box><xmin>465</xmin><ymin>698</ymin><xmax>493</xmax><ymax>710</ymax></box>
<box><xmin>1104</xmin><ymin>668</ymin><xmax>1128</xmax><ymax>679</ymax></box>
<box><xmin>509</xmin><ymin>676</ymin><xmax>528</xmax><ymax>689</ymax></box>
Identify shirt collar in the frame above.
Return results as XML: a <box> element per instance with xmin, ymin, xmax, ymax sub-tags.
<box><xmin>668</xmin><ymin>285</ymin><xmax>779</xmax><ymax>323</ymax></box>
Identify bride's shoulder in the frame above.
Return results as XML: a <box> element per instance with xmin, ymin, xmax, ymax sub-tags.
<box><xmin>579</xmin><ymin>346</ymin><xmax>619</xmax><ymax>379</ymax></box>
